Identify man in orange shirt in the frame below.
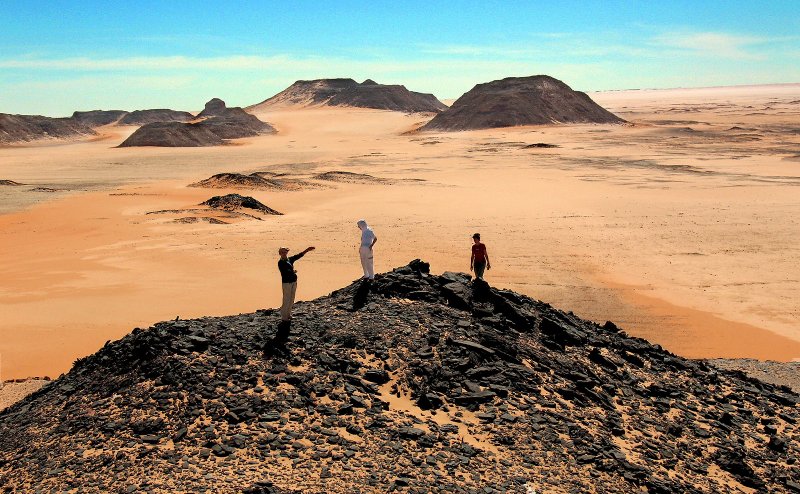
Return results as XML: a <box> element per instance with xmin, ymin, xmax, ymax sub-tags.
<box><xmin>470</xmin><ymin>233</ymin><xmax>491</xmax><ymax>280</ymax></box>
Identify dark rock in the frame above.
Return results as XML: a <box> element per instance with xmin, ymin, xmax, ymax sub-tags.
<box><xmin>540</xmin><ymin>316</ymin><xmax>587</xmax><ymax>346</ymax></box>
<box><xmin>453</xmin><ymin>391</ymin><xmax>496</xmax><ymax>405</ymax></box>
<box><xmin>448</xmin><ymin>339</ymin><xmax>495</xmax><ymax>356</ymax></box>
<box><xmin>200</xmin><ymin>194</ymin><xmax>282</xmax><ymax>215</ymax></box>
<box><xmin>441</xmin><ymin>282</ymin><xmax>473</xmax><ymax>310</ymax></box>
<box><xmin>363</xmin><ymin>369</ymin><xmax>390</xmax><ymax>385</ymax></box>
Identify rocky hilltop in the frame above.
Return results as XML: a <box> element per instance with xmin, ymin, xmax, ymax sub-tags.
<box><xmin>1</xmin><ymin>261</ymin><xmax>798</xmax><ymax>493</ymax></box>
<box><xmin>249</xmin><ymin>78</ymin><xmax>447</xmax><ymax>113</ymax></box>
<box><xmin>422</xmin><ymin>75</ymin><xmax>625</xmax><ymax>131</ymax></box>
<box><xmin>119</xmin><ymin>99</ymin><xmax>276</xmax><ymax>147</ymax></box>
<box><xmin>0</xmin><ymin>113</ymin><xmax>96</xmax><ymax>144</ymax></box>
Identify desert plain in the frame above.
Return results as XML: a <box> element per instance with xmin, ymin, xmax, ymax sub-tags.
<box><xmin>1</xmin><ymin>83</ymin><xmax>799</xmax><ymax>382</ymax></box>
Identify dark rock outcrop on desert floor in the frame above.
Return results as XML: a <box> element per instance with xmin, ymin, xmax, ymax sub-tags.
<box><xmin>0</xmin><ymin>113</ymin><xmax>97</xmax><ymax>144</ymax></box>
<box><xmin>200</xmin><ymin>193</ymin><xmax>282</xmax><ymax>215</ymax></box>
<box><xmin>117</xmin><ymin>109</ymin><xmax>195</xmax><ymax>126</ymax></box>
<box><xmin>1</xmin><ymin>261</ymin><xmax>798</xmax><ymax>493</ymax></box>
<box><xmin>119</xmin><ymin>99</ymin><xmax>276</xmax><ymax>147</ymax></box>
<box><xmin>248</xmin><ymin>78</ymin><xmax>448</xmax><ymax>113</ymax></box>
<box><xmin>422</xmin><ymin>75</ymin><xmax>626</xmax><ymax>131</ymax></box>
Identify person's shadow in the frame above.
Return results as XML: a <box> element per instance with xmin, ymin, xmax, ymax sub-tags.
<box><xmin>263</xmin><ymin>320</ymin><xmax>291</xmax><ymax>358</ymax></box>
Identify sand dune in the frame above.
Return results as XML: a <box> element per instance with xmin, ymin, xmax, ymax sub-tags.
<box><xmin>1</xmin><ymin>85</ymin><xmax>800</xmax><ymax>379</ymax></box>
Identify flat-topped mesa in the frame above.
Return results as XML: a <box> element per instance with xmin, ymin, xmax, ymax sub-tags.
<box><xmin>70</xmin><ymin>110</ymin><xmax>128</xmax><ymax>126</ymax></box>
<box><xmin>119</xmin><ymin>98</ymin><xmax>276</xmax><ymax>147</ymax></box>
<box><xmin>1</xmin><ymin>260</ymin><xmax>796</xmax><ymax>492</ymax></box>
<box><xmin>117</xmin><ymin>109</ymin><xmax>195</xmax><ymax>126</ymax></box>
<box><xmin>248</xmin><ymin>78</ymin><xmax>448</xmax><ymax>113</ymax></box>
<box><xmin>422</xmin><ymin>75</ymin><xmax>625</xmax><ymax>131</ymax></box>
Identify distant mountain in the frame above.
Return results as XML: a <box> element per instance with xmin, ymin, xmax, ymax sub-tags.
<box><xmin>0</xmin><ymin>113</ymin><xmax>96</xmax><ymax>144</ymax></box>
<box><xmin>119</xmin><ymin>99</ymin><xmax>276</xmax><ymax>147</ymax></box>
<box><xmin>249</xmin><ymin>78</ymin><xmax>447</xmax><ymax>113</ymax></box>
<box><xmin>422</xmin><ymin>75</ymin><xmax>625</xmax><ymax>131</ymax></box>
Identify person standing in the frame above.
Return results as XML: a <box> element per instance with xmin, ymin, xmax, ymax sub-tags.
<box><xmin>357</xmin><ymin>219</ymin><xmax>377</xmax><ymax>280</ymax></box>
<box><xmin>470</xmin><ymin>233</ymin><xmax>491</xmax><ymax>280</ymax></box>
<box><xmin>277</xmin><ymin>246</ymin><xmax>315</xmax><ymax>322</ymax></box>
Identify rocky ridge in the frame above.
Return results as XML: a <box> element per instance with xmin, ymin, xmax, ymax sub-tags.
<box><xmin>0</xmin><ymin>113</ymin><xmax>96</xmax><ymax>144</ymax></box>
<box><xmin>0</xmin><ymin>261</ymin><xmax>798</xmax><ymax>493</ymax></box>
<box><xmin>249</xmin><ymin>79</ymin><xmax>447</xmax><ymax>113</ymax></box>
<box><xmin>422</xmin><ymin>75</ymin><xmax>625</xmax><ymax>131</ymax></box>
<box><xmin>1</xmin><ymin>107</ymin><xmax>193</xmax><ymax>144</ymax></box>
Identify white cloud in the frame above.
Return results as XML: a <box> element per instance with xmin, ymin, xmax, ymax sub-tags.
<box><xmin>651</xmin><ymin>31</ymin><xmax>769</xmax><ymax>60</ymax></box>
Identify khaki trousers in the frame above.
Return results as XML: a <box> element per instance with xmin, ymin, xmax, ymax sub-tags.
<box><xmin>280</xmin><ymin>282</ymin><xmax>297</xmax><ymax>321</ymax></box>
<box><xmin>359</xmin><ymin>246</ymin><xmax>374</xmax><ymax>279</ymax></box>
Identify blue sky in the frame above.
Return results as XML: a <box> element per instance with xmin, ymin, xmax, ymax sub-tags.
<box><xmin>1</xmin><ymin>0</ymin><xmax>798</xmax><ymax>116</ymax></box>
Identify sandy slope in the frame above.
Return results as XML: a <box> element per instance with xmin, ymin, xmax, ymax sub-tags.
<box><xmin>1</xmin><ymin>87</ymin><xmax>799</xmax><ymax>379</ymax></box>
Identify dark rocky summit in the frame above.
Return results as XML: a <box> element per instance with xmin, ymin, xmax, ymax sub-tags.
<box><xmin>249</xmin><ymin>78</ymin><xmax>447</xmax><ymax>113</ymax></box>
<box><xmin>119</xmin><ymin>99</ymin><xmax>275</xmax><ymax>147</ymax></box>
<box><xmin>0</xmin><ymin>113</ymin><xmax>96</xmax><ymax>144</ymax></box>
<box><xmin>0</xmin><ymin>179</ymin><xmax>24</xmax><ymax>186</ymax></box>
<box><xmin>422</xmin><ymin>75</ymin><xmax>625</xmax><ymax>131</ymax></box>
<box><xmin>117</xmin><ymin>109</ymin><xmax>194</xmax><ymax>126</ymax></box>
<box><xmin>1</xmin><ymin>261</ymin><xmax>797</xmax><ymax>493</ymax></box>
<box><xmin>197</xmin><ymin>97</ymin><xmax>230</xmax><ymax>118</ymax></box>
<box><xmin>70</xmin><ymin>110</ymin><xmax>129</xmax><ymax>126</ymax></box>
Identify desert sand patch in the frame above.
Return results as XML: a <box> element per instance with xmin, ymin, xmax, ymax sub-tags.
<box><xmin>1</xmin><ymin>87</ymin><xmax>800</xmax><ymax>379</ymax></box>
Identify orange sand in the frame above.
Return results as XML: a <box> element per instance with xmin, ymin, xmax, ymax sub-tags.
<box><xmin>1</xmin><ymin>85</ymin><xmax>800</xmax><ymax>379</ymax></box>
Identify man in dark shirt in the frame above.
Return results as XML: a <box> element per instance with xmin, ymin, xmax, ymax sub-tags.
<box><xmin>470</xmin><ymin>233</ymin><xmax>491</xmax><ymax>280</ymax></box>
<box><xmin>278</xmin><ymin>246</ymin><xmax>315</xmax><ymax>322</ymax></box>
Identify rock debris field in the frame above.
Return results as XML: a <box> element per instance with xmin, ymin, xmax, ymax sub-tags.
<box><xmin>0</xmin><ymin>261</ymin><xmax>798</xmax><ymax>493</ymax></box>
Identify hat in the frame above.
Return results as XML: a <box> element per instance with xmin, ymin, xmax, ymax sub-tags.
<box><xmin>472</xmin><ymin>233</ymin><xmax>481</xmax><ymax>239</ymax></box>
<box><xmin>278</xmin><ymin>247</ymin><xmax>289</xmax><ymax>254</ymax></box>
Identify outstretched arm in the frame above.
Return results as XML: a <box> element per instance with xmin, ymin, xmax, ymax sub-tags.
<box><xmin>289</xmin><ymin>246</ymin><xmax>315</xmax><ymax>262</ymax></box>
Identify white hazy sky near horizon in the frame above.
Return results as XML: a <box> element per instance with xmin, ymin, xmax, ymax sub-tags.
<box><xmin>1</xmin><ymin>0</ymin><xmax>799</xmax><ymax>116</ymax></box>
